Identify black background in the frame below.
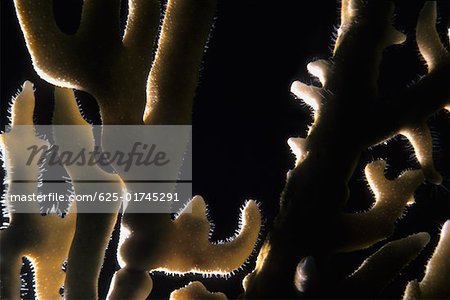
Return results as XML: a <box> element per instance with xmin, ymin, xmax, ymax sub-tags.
<box><xmin>1</xmin><ymin>1</ymin><xmax>449</xmax><ymax>299</ymax></box>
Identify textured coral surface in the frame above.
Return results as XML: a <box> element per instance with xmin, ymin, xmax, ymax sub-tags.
<box><xmin>0</xmin><ymin>0</ymin><xmax>449</xmax><ymax>299</ymax></box>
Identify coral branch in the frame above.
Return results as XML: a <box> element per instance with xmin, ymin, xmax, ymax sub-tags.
<box><xmin>416</xmin><ymin>2</ymin><xmax>450</xmax><ymax>73</ymax></box>
<box><xmin>287</xmin><ymin>137</ymin><xmax>307</xmax><ymax>166</ymax></box>
<box><xmin>13</xmin><ymin>1</ymin><xmax>74</xmax><ymax>87</ymax></box>
<box><xmin>122</xmin><ymin>0</ymin><xmax>160</xmax><ymax>51</ymax></box>
<box><xmin>404</xmin><ymin>220</ymin><xmax>450</xmax><ymax>299</ymax></box>
<box><xmin>14</xmin><ymin>0</ymin><xmax>216</xmax><ymax>125</ymax></box>
<box><xmin>109</xmin><ymin>196</ymin><xmax>260</xmax><ymax>298</ymax></box>
<box><xmin>169</xmin><ymin>281</ymin><xmax>227</xmax><ymax>300</ymax></box>
<box><xmin>290</xmin><ymin>81</ymin><xmax>323</xmax><ymax>112</ymax></box>
<box><xmin>107</xmin><ymin>268</ymin><xmax>153</xmax><ymax>300</ymax></box>
<box><xmin>243</xmin><ymin>1</ymin><xmax>448</xmax><ymax>298</ymax></box>
<box><xmin>369</xmin><ymin>2</ymin><xmax>450</xmax><ymax>141</ymax></box>
<box><xmin>118</xmin><ymin>196</ymin><xmax>261</xmax><ymax>274</ymax></box>
<box><xmin>0</xmin><ymin>82</ymin><xmax>76</xmax><ymax>299</ymax></box>
<box><xmin>336</xmin><ymin>161</ymin><xmax>424</xmax><ymax>252</ymax></box>
<box><xmin>52</xmin><ymin>88</ymin><xmax>122</xmax><ymax>299</ymax></box>
<box><xmin>400</xmin><ymin>123</ymin><xmax>442</xmax><ymax>184</ymax></box>
<box><xmin>145</xmin><ymin>0</ymin><xmax>216</xmax><ymax>124</ymax></box>
<box><xmin>307</xmin><ymin>59</ymin><xmax>332</xmax><ymax>86</ymax></box>
<box><xmin>343</xmin><ymin>232</ymin><xmax>430</xmax><ymax>297</ymax></box>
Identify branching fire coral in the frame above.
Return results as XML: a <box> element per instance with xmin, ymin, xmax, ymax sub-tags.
<box><xmin>243</xmin><ymin>1</ymin><xmax>450</xmax><ymax>299</ymax></box>
<box><xmin>1</xmin><ymin>56</ymin><xmax>262</xmax><ymax>300</ymax></box>
<box><xmin>2</xmin><ymin>0</ymin><xmax>263</xmax><ymax>299</ymax></box>
<box><xmin>0</xmin><ymin>0</ymin><xmax>449</xmax><ymax>299</ymax></box>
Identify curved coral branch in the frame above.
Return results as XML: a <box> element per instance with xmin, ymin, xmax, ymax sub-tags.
<box><xmin>13</xmin><ymin>1</ymin><xmax>75</xmax><ymax>87</ymax></box>
<box><xmin>118</xmin><ymin>196</ymin><xmax>261</xmax><ymax>274</ymax></box>
<box><xmin>416</xmin><ymin>2</ymin><xmax>450</xmax><ymax>73</ymax></box>
<box><xmin>400</xmin><ymin>123</ymin><xmax>442</xmax><ymax>184</ymax></box>
<box><xmin>169</xmin><ymin>197</ymin><xmax>261</xmax><ymax>274</ymax></box>
<box><xmin>335</xmin><ymin>161</ymin><xmax>424</xmax><ymax>252</ymax></box>
<box><xmin>109</xmin><ymin>196</ymin><xmax>260</xmax><ymax>298</ymax></box>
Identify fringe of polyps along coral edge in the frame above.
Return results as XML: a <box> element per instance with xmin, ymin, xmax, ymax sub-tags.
<box><xmin>124</xmin><ymin>196</ymin><xmax>261</xmax><ymax>274</ymax></box>
<box><xmin>154</xmin><ymin>199</ymin><xmax>264</xmax><ymax>279</ymax></box>
<box><xmin>0</xmin><ymin>83</ymin><xmax>77</xmax><ymax>300</ymax></box>
<box><xmin>108</xmin><ymin>194</ymin><xmax>261</xmax><ymax>298</ymax></box>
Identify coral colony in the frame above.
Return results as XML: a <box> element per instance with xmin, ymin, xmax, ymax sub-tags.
<box><xmin>0</xmin><ymin>0</ymin><xmax>449</xmax><ymax>299</ymax></box>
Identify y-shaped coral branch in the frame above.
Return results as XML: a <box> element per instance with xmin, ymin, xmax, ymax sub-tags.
<box><xmin>14</xmin><ymin>0</ymin><xmax>216</xmax><ymax>125</ymax></box>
